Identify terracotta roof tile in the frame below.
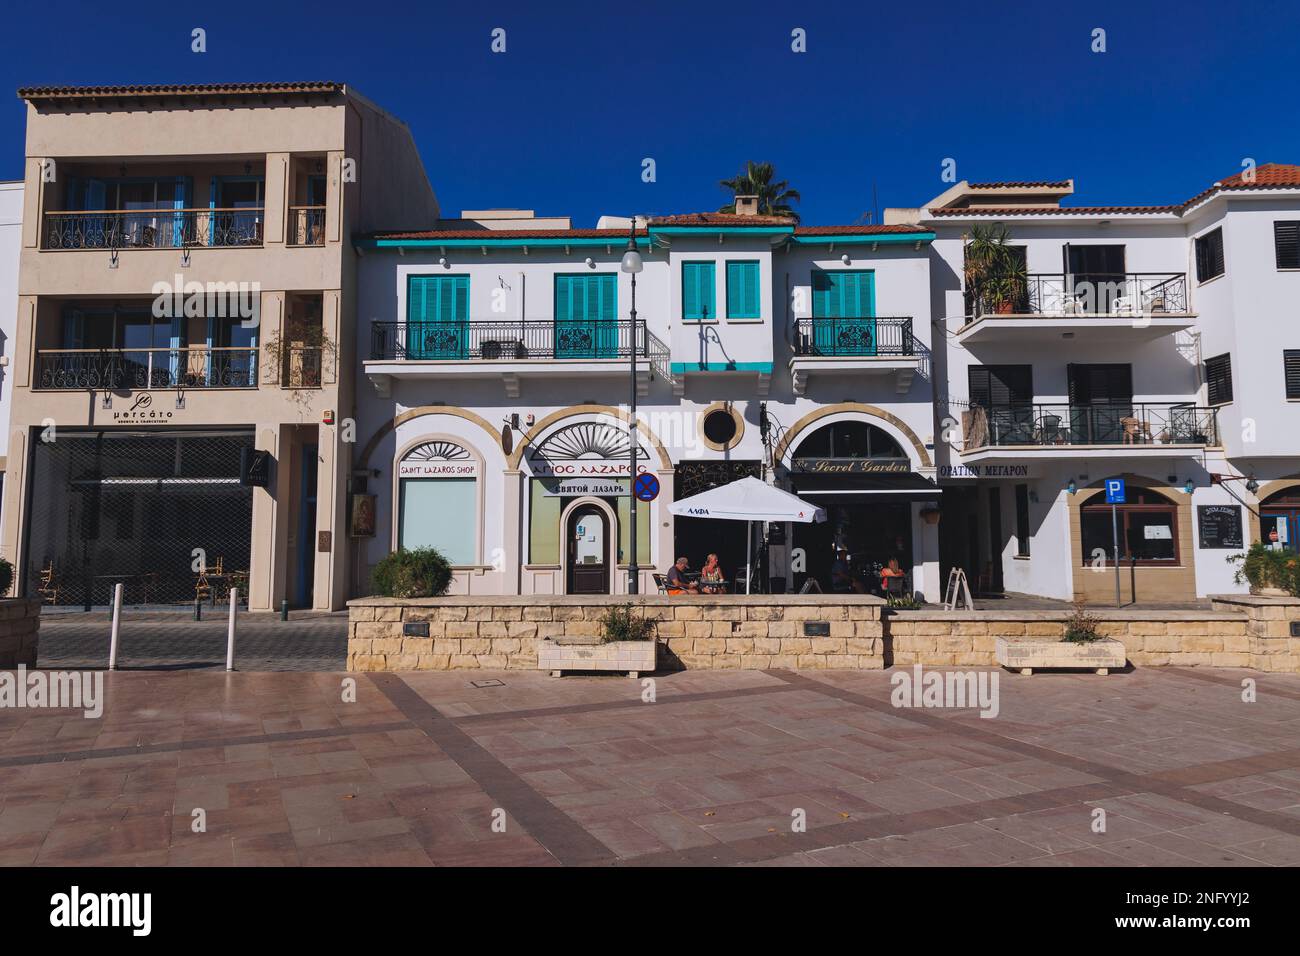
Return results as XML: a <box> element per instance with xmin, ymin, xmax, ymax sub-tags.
<box><xmin>967</xmin><ymin>181</ymin><xmax>1072</xmax><ymax>189</ymax></box>
<box><xmin>368</xmin><ymin>228</ymin><xmax>643</xmax><ymax>240</ymax></box>
<box><xmin>649</xmin><ymin>212</ymin><xmax>793</xmax><ymax>227</ymax></box>
<box><xmin>794</xmin><ymin>224</ymin><xmax>930</xmax><ymax>235</ymax></box>
<box><xmin>18</xmin><ymin>81</ymin><xmax>343</xmax><ymax>101</ymax></box>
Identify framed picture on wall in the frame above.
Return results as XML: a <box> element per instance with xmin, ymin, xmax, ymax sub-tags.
<box><xmin>349</xmin><ymin>494</ymin><xmax>377</xmax><ymax>538</ymax></box>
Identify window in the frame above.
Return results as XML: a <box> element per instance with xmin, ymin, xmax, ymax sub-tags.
<box><xmin>1285</xmin><ymin>350</ymin><xmax>1300</xmax><ymax>400</ymax></box>
<box><xmin>1015</xmin><ymin>484</ymin><xmax>1031</xmax><ymax>557</ymax></box>
<box><xmin>396</xmin><ymin>440</ymin><xmax>479</xmax><ymax>565</ymax></box>
<box><xmin>1275</xmin><ymin>221</ymin><xmax>1300</xmax><ymax>269</ymax></box>
<box><xmin>1205</xmin><ymin>353</ymin><xmax>1233</xmax><ymax>405</ymax></box>
<box><xmin>1195</xmin><ymin>227</ymin><xmax>1225</xmax><ymax>282</ymax></box>
<box><xmin>812</xmin><ymin>270</ymin><xmax>874</xmax><ymax>317</ymax></box>
<box><xmin>725</xmin><ymin>261</ymin><xmax>761</xmax><ymax>319</ymax></box>
<box><xmin>682</xmin><ymin>261</ymin><xmax>716</xmax><ymax>320</ymax></box>
<box><xmin>968</xmin><ymin>365</ymin><xmax>1032</xmax><ymax>408</ymax></box>
<box><xmin>555</xmin><ymin>273</ymin><xmax>618</xmax><ymax>357</ymax></box>
<box><xmin>407</xmin><ymin>274</ymin><xmax>469</xmax><ymax>359</ymax></box>
<box><xmin>1080</xmin><ymin>489</ymin><xmax>1179</xmax><ymax>565</ymax></box>
<box><xmin>702</xmin><ymin>409</ymin><xmax>739</xmax><ymax>446</ymax></box>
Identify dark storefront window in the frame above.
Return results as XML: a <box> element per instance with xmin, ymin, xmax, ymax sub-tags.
<box><xmin>1080</xmin><ymin>489</ymin><xmax>1179</xmax><ymax>565</ymax></box>
<box><xmin>25</xmin><ymin>430</ymin><xmax>255</xmax><ymax>607</ymax></box>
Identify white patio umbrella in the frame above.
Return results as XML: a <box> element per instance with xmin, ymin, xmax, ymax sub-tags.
<box><xmin>668</xmin><ymin>476</ymin><xmax>826</xmax><ymax>593</ymax></box>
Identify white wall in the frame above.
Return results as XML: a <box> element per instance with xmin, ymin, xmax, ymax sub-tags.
<box><xmin>0</xmin><ymin>181</ymin><xmax>21</xmax><ymax>464</ymax></box>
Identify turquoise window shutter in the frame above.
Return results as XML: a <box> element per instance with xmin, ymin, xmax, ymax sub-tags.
<box><xmin>407</xmin><ymin>275</ymin><xmax>469</xmax><ymax>359</ymax></box>
<box><xmin>683</xmin><ymin>261</ymin><xmax>715</xmax><ymax>320</ymax></box>
<box><xmin>554</xmin><ymin>274</ymin><xmax>616</xmax><ymax>358</ymax></box>
<box><xmin>727</xmin><ymin>261</ymin><xmax>760</xmax><ymax>318</ymax></box>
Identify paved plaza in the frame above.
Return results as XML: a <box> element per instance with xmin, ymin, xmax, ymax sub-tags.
<box><xmin>1</xmin><ymin>662</ymin><xmax>1299</xmax><ymax>866</ymax></box>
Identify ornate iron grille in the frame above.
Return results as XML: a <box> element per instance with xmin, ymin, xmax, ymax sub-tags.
<box><xmin>674</xmin><ymin>460</ymin><xmax>762</xmax><ymax>498</ymax></box>
<box><xmin>24</xmin><ymin>430</ymin><xmax>256</xmax><ymax>607</ymax></box>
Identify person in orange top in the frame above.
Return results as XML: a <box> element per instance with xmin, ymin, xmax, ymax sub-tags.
<box><xmin>880</xmin><ymin>557</ymin><xmax>906</xmax><ymax>592</ymax></box>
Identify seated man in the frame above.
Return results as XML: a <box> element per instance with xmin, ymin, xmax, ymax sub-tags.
<box><xmin>665</xmin><ymin>556</ymin><xmax>699</xmax><ymax>595</ymax></box>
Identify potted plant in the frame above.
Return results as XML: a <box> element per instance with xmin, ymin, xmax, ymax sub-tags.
<box><xmin>995</xmin><ymin>600</ymin><xmax>1125</xmax><ymax>674</ymax></box>
<box><xmin>1227</xmin><ymin>543</ymin><xmax>1299</xmax><ymax>597</ymax></box>
<box><xmin>538</xmin><ymin>602</ymin><xmax>658</xmax><ymax>678</ymax></box>
<box><xmin>964</xmin><ymin>224</ymin><xmax>1028</xmax><ymax>316</ymax></box>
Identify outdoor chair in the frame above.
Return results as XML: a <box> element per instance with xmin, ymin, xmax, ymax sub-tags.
<box><xmin>652</xmin><ymin>573</ymin><xmax>669</xmax><ymax>594</ymax></box>
<box><xmin>884</xmin><ymin>574</ymin><xmax>908</xmax><ymax>606</ymax></box>
<box><xmin>38</xmin><ymin>561</ymin><xmax>60</xmax><ymax>605</ymax></box>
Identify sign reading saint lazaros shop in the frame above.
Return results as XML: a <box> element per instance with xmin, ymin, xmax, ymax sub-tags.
<box><xmin>792</xmin><ymin>457</ymin><xmax>911</xmax><ymax>475</ymax></box>
<box><xmin>111</xmin><ymin>393</ymin><xmax>179</xmax><ymax>425</ymax></box>
<box><xmin>398</xmin><ymin>440</ymin><xmax>479</xmax><ymax>477</ymax></box>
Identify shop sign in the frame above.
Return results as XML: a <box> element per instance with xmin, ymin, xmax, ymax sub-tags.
<box><xmin>111</xmin><ymin>393</ymin><xmax>179</xmax><ymax>425</ymax></box>
<box><xmin>540</xmin><ymin>478</ymin><xmax>626</xmax><ymax>497</ymax></box>
<box><xmin>938</xmin><ymin>464</ymin><xmax>1038</xmax><ymax>480</ymax></box>
<box><xmin>792</xmin><ymin>458</ymin><xmax>911</xmax><ymax>475</ymax></box>
<box><xmin>398</xmin><ymin>461</ymin><xmax>479</xmax><ymax>478</ymax></box>
<box><xmin>530</xmin><ymin>460</ymin><xmax>648</xmax><ymax>478</ymax></box>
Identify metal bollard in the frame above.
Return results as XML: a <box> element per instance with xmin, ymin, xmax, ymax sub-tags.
<box><xmin>193</xmin><ymin>598</ymin><xmax>202</xmax><ymax>621</ymax></box>
<box><xmin>226</xmin><ymin>588</ymin><xmax>238</xmax><ymax>672</ymax></box>
<box><xmin>280</xmin><ymin>599</ymin><xmax>289</xmax><ymax>622</ymax></box>
<box><xmin>108</xmin><ymin>583</ymin><xmax>123</xmax><ymax>670</ymax></box>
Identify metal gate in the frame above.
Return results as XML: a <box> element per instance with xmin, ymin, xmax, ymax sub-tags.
<box><xmin>24</xmin><ymin>430</ymin><xmax>255</xmax><ymax>607</ymax></box>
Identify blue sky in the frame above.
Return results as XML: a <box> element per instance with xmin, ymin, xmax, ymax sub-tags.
<box><xmin>2</xmin><ymin>0</ymin><xmax>1299</xmax><ymax>226</ymax></box>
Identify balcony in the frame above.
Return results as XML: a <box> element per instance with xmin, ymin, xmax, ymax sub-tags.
<box><xmin>365</xmin><ymin>319</ymin><xmax>666</xmax><ymax>398</ymax></box>
<box><xmin>287</xmin><ymin>206</ymin><xmax>326</xmax><ymax>247</ymax></box>
<box><xmin>43</xmin><ymin>208</ymin><xmax>264</xmax><ymax>250</ymax></box>
<box><xmin>958</xmin><ymin>402</ymin><xmax>1219</xmax><ymax>462</ymax></box>
<box><xmin>790</xmin><ymin>317</ymin><xmax>921</xmax><ymax>395</ymax></box>
<box><xmin>958</xmin><ymin>273</ymin><xmax>1194</xmax><ymax>345</ymax></box>
<box><xmin>36</xmin><ymin>348</ymin><xmax>258</xmax><ymax>390</ymax></box>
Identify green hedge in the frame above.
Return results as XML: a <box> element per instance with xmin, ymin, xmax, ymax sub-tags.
<box><xmin>371</xmin><ymin>548</ymin><xmax>453</xmax><ymax>599</ymax></box>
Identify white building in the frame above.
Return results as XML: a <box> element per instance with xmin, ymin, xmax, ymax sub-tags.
<box><xmin>887</xmin><ymin>164</ymin><xmax>1300</xmax><ymax>602</ymax></box>
<box><xmin>0</xmin><ymin>181</ymin><xmax>21</xmax><ymax>524</ymax></box>
<box><xmin>352</xmin><ymin>203</ymin><xmax>944</xmax><ymax>598</ymax></box>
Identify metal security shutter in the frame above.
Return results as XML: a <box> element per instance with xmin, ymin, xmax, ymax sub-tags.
<box><xmin>1275</xmin><ymin>221</ymin><xmax>1300</xmax><ymax>270</ymax></box>
<box><xmin>969</xmin><ymin>365</ymin><xmax>1032</xmax><ymax>408</ymax></box>
<box><xmin>1205</xmin><ymin>353</ymin><xmax>1234</xmax><ymax>405</ymax></box>
<box><xmin>1195</xmin><ymin>227</ymin><xmax>1225</xmax><ymax>282</ymax></box>
<box><xmin>1284</xmin><ymin>350</ymin><xmax>1300</xmax><ymax>400</ymax></box>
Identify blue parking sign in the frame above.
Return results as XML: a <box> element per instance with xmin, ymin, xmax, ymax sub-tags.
<box><xmin>1105</xmin><ymin>478</ymin><xmax>1126</xmax><ymax>504</ymax></box>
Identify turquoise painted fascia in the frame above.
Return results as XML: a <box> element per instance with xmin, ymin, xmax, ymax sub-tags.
<box><xmin>650</xmin><ymin>226</ymin><xmax>794</xmax><ymax>237</ymax></box>
<box><xmin>790</xmin><ymin>232</ymin><xmax>935</xmax><ymax>246</ymax></box>
<box><xmin>669</xmin><ymin>361</ymin><xmax>774</xmax><ymax>374</ymax></box>
<box><xmin>357</xmin><ymin>236</ymin><xmax>654</xmax><ymax>251</ymax></box>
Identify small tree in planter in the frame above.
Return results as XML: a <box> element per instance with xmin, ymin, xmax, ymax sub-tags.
<box><xmin>1227</xmin><ymin>543</ymin><xmax>1299</xmax><ymax>596</ymax></box>
<box><xmin>964</xmin><ymin>224</ymin><xmax>1028</xmax><ymax>316</ymax></box>
<box><xmin>1062</xmin><ymin>600</ymin><xmax>1102</xmax><ymax>643</ymax></box>
<box><xmin>371</xmin><ymin>548</ymin><xmax>453</xmax><ymax>598</ymax></box>
<box><xmin>597</xmin><ymin>603</ymin><xmax>656</xmax><ymax>643</ymax></box>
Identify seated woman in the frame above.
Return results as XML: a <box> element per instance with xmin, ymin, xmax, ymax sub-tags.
<box><xmin>879</xmin><ymin>557</ymin><xmax>906</xmax><ymax>594</ymax></box>
<box><xmin>698</xmin><ymin>553</ymin><xmax>727</xmax><ymax>594</ymax></box>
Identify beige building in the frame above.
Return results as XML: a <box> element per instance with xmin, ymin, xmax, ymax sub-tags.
<box><xmin>2</xmin><ymin>81</ymin><xmax>437</xmax><ymax>610</ymax></box>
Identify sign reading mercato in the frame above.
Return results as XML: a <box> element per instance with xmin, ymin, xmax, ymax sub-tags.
<box><xmin>1198</xmin><ymin>505</ymin><xmax>1243</xmax><ymax>549</ymax></box>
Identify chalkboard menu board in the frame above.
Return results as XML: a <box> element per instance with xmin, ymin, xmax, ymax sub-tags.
<box><xmin>1198</xmin><ymin>505</ymin><xmax>1243</xmax><ymax>549</ymax></box>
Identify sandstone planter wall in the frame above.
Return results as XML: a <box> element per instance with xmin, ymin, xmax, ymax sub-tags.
<box><xmin>1209</xmin><ymin>595</ymin><xmax>1300</xmax><ymax>674</ymax></box>
<box><xmin>347</xmin><ymin>595</ymin><xmax>886</xmax><ymax>672</ymax></box>
<box><xmin>886</xmin><ymin>609</ymin><xmax>1255</xmax><ymax>669</ymax></box>
<box><xmin>0</xmin><ymin>598</ymin><xmax>42</xmax><ymax>668</ymax></box>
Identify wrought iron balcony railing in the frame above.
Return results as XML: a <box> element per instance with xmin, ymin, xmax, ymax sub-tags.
<box><xmin>966</xmin><ymin>273</ymin><xmax>1189</xmax><ymax>319</ymax></box>
<box><xmin>43</xmin><ymin>208</ymin><xmax>265</xmax><ymax>250</ymax></box>
<box><xmin>793</xmin><ymin>317</ymin><xmax>915</xmax><ymax>357</ymax></box>
<box><xmin>371</xmin><ymin>319</ymin><xmax>652</xmax><ymax>362</ymax></box>
<box><xmin>287</xmin><ymin>206</ymin><xmax>326</xmax><ymax>246</ymax></box>
<box><xmin>37</xmin><ymin>348</ymin><xmax>259</xmax><ymax>390</ymax></box>
<box><xmin>960</xmin><ymin>402</ymin><xmax>1218</xmax><ymax>449</ymax></box>
<box><xmin>282</xmin><ymin>346</ymin><xmax>323</xmax><ymax>388</ymax></box>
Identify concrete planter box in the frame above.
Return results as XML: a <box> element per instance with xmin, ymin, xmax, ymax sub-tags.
<box><xmin>538</xmin><ymin>636</ymin><xmax>657</xmax><ymax>678</ymax></box>
<box><xmin>995</xmin><ymin>635</ymin><xmax>1126</xmax><ymax>675</ymax></box>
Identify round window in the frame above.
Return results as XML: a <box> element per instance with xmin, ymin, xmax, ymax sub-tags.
<box><xmin>703</xmin><ymin>409</ymin><xmax>739</xmax><ymax>446</ymax></box>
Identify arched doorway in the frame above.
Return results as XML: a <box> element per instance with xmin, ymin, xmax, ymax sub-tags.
<box><xmin>784</xmin><ymin>419</ymin><xmax>921</xmax><ymax>594</ymax></box>
<box><xmin>1260</xmin><ymin>488</ymin><xmax>1300</xmax><ymax>553</ymax></box>
<box><xmin>566</xmin><ymin>504</ymin><xmax>610</xmax><ymax>594</ymax></box>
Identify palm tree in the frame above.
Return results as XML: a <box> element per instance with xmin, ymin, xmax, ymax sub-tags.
<box><xmin>718</xmin><ymin>161</ymin><xmax>802</xmax><ymax>222</ymax></box>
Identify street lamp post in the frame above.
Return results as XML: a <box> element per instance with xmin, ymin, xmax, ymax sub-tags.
<box><xmin>621</xmin><ymin>223</ymin><xmax>644</xmax><ymax>594</ymax></box>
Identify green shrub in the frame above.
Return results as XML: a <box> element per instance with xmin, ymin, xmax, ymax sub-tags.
<box><xmin>1062</xmin><ymin>600</ymin><xmax>1102</xmax><ymax>643</ymax></box>
<box><xmin>1227</xmin><ymin>543</ymin><xmax>1300</xmax><ymax>596</ymax></box>
<box><xmin>598</xmin><ymin>603</ymin><xmax>656</xmax><ymax>643</ymax></box>
<box><xmin>0</xmin><ymin>557</ymin><xmax>12</xmax><ymax>597</ymax></box>
<box><xmin>371</xmin><ymin>548</ymin><xmax>453</xmax><ymax>599</ymax></box>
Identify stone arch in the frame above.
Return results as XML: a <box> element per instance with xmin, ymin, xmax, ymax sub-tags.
<box><xmin>357</xmin><ymin>405</ymin><xmax>503</xmax><ymax>471</ymax></box>
<box><xmin>1250</xmin><ymin>476</ymin><xmax>1300</xmax><ymax>545</ymax></box>
<box><xmin>773</xmin><ymin>402</ymin><xmax>932</xmax><ymax>469</ymax></box>
<box><xmin>390</xmin><ymin>433</ymin><xmax>489</xmax><ymax>564</ymax></box>
<box><xmin>507</xmin><ymin>403</ymin><xmax>672</xmax><ymax>472</ymax></box>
